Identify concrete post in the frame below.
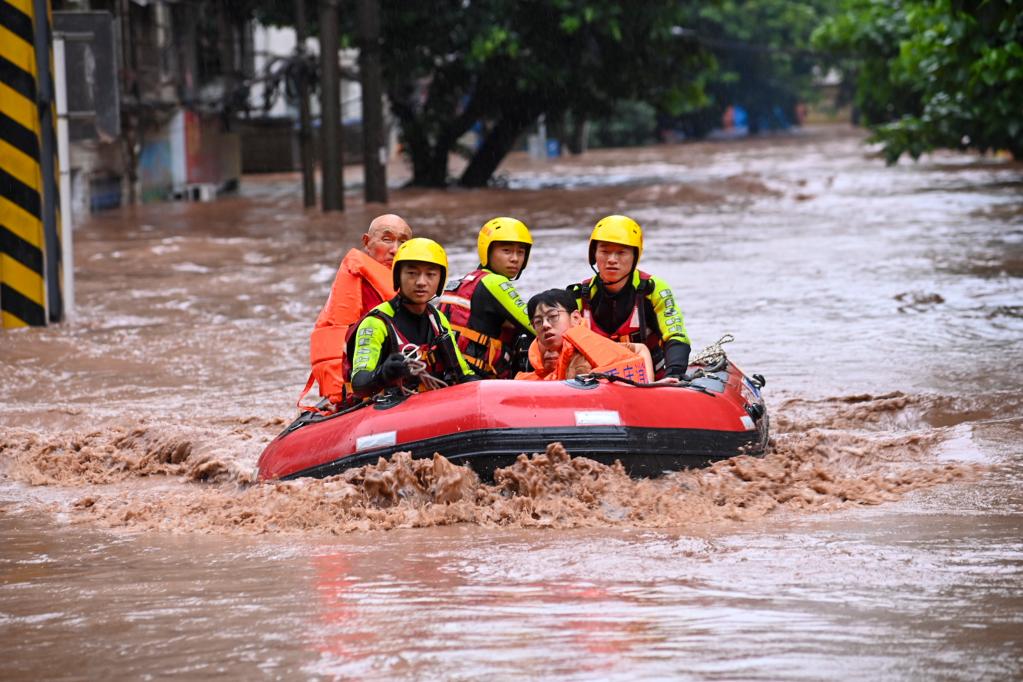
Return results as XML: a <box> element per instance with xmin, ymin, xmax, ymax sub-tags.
<box><xmin>357</xmin><ymin>0</ymin><xmax>387</xmax><ymax>204</ymax></box>
<box><xmin>319</xmin><ymin>0</ymin><xmax>344</xmax><ymax>212</ymax></box>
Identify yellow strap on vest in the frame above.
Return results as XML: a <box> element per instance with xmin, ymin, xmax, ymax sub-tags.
<box><xmin>451</xmin><ymin>323</ymin><xmax>502</xmax><ymax>373</ymax></box>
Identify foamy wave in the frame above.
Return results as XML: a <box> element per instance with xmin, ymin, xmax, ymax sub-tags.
<box><xmin>773</xmin><ymin>391</ymin><xmax>1023</xmax><ymax>433</ymax></box>
<box><xmin>0</xmin><ymin>438</ymin><xmax>976</xmax><ymax>537</ymax></box>
<box><xmin>0</xmin><ymin>420</ymin><xmax>273</xmax><ymax>487</ymax></box>
<box><xmin>0</xmin><ymin>393</ymin><xmax>985</xmax><ymax>536</ymax></box>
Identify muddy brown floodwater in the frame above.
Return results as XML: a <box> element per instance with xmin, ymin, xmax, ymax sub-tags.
<box><xmin>2</xmin><ymin>126</ymin><xmax>1021</xmax><ymax>680</ymax></box>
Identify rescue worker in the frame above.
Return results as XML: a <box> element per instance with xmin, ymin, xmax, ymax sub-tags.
<box><xmin>348</xmin><ymin>238</ymin><xmax>477</xmax><ymax>398</ymax></box>
<box><xmin>568</xmin><ymin>215</ymin><xmax>691</xmax><ymax>380</ymax></box>
<box><xmin>304</xmin><ymin>214</ymin><xmax>412</xmax><ymax>406</ymax></box>
<box><xmin>437</xmin><ymin>217</ymin><xmax>535</xmax><ymax>378</ymax></box>
<box><xmin>515</xmin><ymin>289</ymin><xmax>659</xmax><ymax>383</ymax></box>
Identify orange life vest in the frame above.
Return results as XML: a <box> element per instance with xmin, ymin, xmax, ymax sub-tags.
<box><xmin>516</xmin><ymin>325</ymin><xmax>651</xmax><ymax>383</ymax></box>
<box><xmin>303</xmin><ymin>249</ymin><xmax>395</xmax><ymax>405</ymax></box>
<box><xmin>576</xmin><ymin>273</ymin><xmax>662</xmax><ymax>351</ymax></box>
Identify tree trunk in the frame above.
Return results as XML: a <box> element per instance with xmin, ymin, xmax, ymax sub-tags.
<box><xmin>458</xmin><ymin>110</ymin><xmax>537</xmax><ymax>188</ymax></box>
<box><xmin>421</xmin><ymin>147</ymin><xmax>449</xmax><ymax>186</ymax></box>
<box><xmin>294</xmin><ymin>0</ymin><xmax>316</xmax><ymax>207</ymax></box>
<box><xmin>747</xmin><ymin>105</ymin><xmax>762</xmax><ymax>135</ymax></box>
<box><xmin>388</xmin><ymin>97</ymin><xmax>447</xmax><ymax>187</ymax></box>
<box><xmin>390</xmin><ymin>87</ymin><xmax>485</xmax><ymax>187</ymax></box>
<box><xmin>568</xmin><ymin>114</ymin><xmax>589</xmax><ymax>155</ymax></box>
<box><xmin>357</xmin><ymin>0</ymin><xmax>387</xmax><ymax>203</ymax></box>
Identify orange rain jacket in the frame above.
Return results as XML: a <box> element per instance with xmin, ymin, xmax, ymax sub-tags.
<box><xmin>305</xmin><ymin>249</ymin><xmax>395</xmax><ymax>404</ymax></box>
<box><xmin>515</xmin><ymin>325</ymin><xmax>651</xmax><ymax>383</ymax></box>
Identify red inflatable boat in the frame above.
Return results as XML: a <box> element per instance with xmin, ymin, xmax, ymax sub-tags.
<box><xmin>257</xmin><ymin>359</ymin><xmax>769</xmax><ymax>481</ymax></box>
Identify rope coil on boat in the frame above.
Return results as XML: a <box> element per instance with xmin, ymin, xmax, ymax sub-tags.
<box><xmin>691</xmin><ymin>333</ymin><xmax>734</xmax><ymax>368</ymax></box>
<box><xmin>399</xmin><ymin>344</ymin><xmax>449</xmax><ymax>394</ymax></box>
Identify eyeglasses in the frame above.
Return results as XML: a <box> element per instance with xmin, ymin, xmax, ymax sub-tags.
<box><xmin>531</xmin><ymin>310</ymin><xmax>567</xmax><ymax>328</ymax></box>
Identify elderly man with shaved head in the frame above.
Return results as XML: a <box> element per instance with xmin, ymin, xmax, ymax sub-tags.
<box><xmin>302</xmin><ymin>214</ymin><xmax>413</xmax><ymax>407</ymax></box>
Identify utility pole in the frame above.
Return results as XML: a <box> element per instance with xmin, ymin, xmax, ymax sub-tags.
<box><xmin>294</xmin><ymin>0</ymin><xmax>316</xmax><ymax>208</ymax></box>
<box><xmin>118</xmin><ymin>0</ymin><xmax>138</xmax><ymax>205</ymax></box>
<box><xmin>357</xmin><ymin>0</ymin><xmax>387</xmax><ymax>203</ymax></box>
<box><xmin>319</xmin><ymin>0</ymin><xmax>343</xmax><ymax>211</ymax></box>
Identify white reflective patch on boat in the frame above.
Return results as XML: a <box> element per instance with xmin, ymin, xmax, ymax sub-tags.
<box><xmin>356</xmin><ymin>431</ymin><xmax>397</xmax><ymax>451</ymax></box>
<box><xmin>575</xmin><ymin>410</ymin><xmax>621</xmax><ymax>426</ymax></box>
<box><xmin>740</xmin><ymin>415</ymin><xmax>756</xmax><ymax>431</ymax></box>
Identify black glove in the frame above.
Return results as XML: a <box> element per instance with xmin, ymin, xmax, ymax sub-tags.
<box><xmin>509</xmin><ymin>332</ymin><xmax>533</xmax><ymax>373</ymax></box>
<box><xmin>379</xmin><ymin>352</ymin><xmax>412</xmax><ymax>382</ymax></box>
<box><xmin>663</xmin><ymin>341</ymin><xmax>691</xmax><ymax>380</ymax></box>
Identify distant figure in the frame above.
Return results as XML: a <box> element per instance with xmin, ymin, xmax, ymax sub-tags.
<box><xmin>305</xmin><ymin>214</ymin><xmax>412</xmax><ymax>406</ymax></box>
<box><xmin>516</xmin><ymin>288</ymin><xmax>654</xmax><ymax>382</ymax></box>
<box><xmin>568</xmin><ymin>215</ymin><xmax>691</xmax><ymax>380</ymax></box>
<box><xmin>438</xmin><ymin>217</ymin><xmax>535</xmax><ymax>378</ymax></box>
<box><xmin>347</xmin><ymin>238</ymin><xmax>477</xmax><ymax>398</ymax></box>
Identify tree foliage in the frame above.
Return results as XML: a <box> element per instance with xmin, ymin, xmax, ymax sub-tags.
<box><xmin>245</xmin><ymin>0</ymin><xmax>858</xmax><ymax>185</ymax></box>
<box><xmin>587</xmin><ymin>100</ymin><xmax>659</xmax><ymax>148</ymax></box>
<box><xmin>378</xmin><ymin>0</ymin><xmax>710</xmax><ymax>186</ymax></box>
<box><xmin>814</xmin><ymin>0</ymin><xmax>1023</xmax><ymax>162</ymax></box>
<box><xmin>672</xmin><ymin>0</ymin><xmax>829</xmax><ymax>137</ymax></box>
<box><xmin>250</xmin><ymin>0</ymin><xmax>710</xmax><ymax>187</ymax></box>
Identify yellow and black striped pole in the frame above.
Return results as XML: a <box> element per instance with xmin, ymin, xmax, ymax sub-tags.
<box><xmin>0</xmin><ymin>0</ymin><xmax>62</xmax><ymax>328</ymax></box>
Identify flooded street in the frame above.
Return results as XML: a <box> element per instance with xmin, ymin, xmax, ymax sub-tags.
<box><xmin>2</xmin><ymin>126</ymin><xmax>1021</xmax><ymax>679</ymax></box>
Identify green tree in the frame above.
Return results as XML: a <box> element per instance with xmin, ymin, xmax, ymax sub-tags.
<box><xmin>587</xmin><ymin>100</ymin><xmax>659</xmax><ymax>148</ymax></box>
<box><xmin>814</xmin><ymin>0</ymin><xmax>1023</xmax><ymax>162</ymax></box>
<box><xmin>381</xmin><ymin>0</ymin><xmax>710</xmax><ymax>186</ymax></box>
<box><xmin>249</xmin><ymin>0</ymin><xmax>710</xmax><ymax>187</ymax></box>
<box><xmin>672</xmin><ymin>1</ymin><xmax>829</xmax><ymax>137</ymax></box>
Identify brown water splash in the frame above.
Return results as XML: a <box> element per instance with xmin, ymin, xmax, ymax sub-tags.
<box><xmin>0</xmin><ymin>391</ymin><xmax>982</xmax><ymax>535</ymax></box>
<box><xmin>772</xmin><ymin>392</ymin><xmax>921</xmax><ymax>433</ymax></box>
<box><xmin>772</xmin><ymin>391</ymin><xmax>1020</xmax><ymax>432</ymax></box>
<box><xmin>351</xmin><ymin>452</ymin><xmax>479</xmax><ymax>506</ymax></box>
<box><xmin>3</xmin><ymin>423</ymin><xmax>973</xmax><ymax>535</ymax></box>
<box><xmin>0</xmin><ymin>420</ymin><xmax>270</xmax><ymax>487</ymax></box>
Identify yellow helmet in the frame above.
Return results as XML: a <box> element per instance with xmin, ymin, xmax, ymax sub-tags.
<box><xmin>588</xmin><ymin>214</ymin><xmax>643</xmax><ymax>268</ymax></box>
<box><xmin>477</xmin><ymin>217</ymin><xmax>533</xmax><ymax>275</ymax></box>
<box><xmin>392</xmin><ymin>237</ymin><xmax>448</xmax><ymax>296</ymax></box>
